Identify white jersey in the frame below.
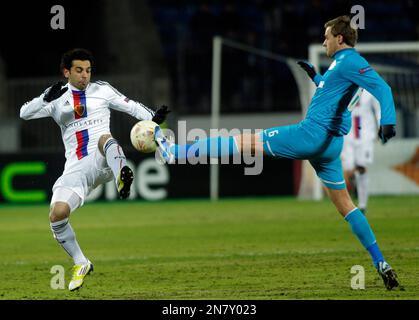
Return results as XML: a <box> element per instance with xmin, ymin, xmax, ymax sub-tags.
<box><xmin>347</xmin><ymin>89</ymin><xmax>381</xmax><ymax>142</ymax></box>
<box><xmin>20</xmin><ymin>81</ymin><xmax>154</xmax><ymax>173</ymax></box>
<box><xmin>342</xmin><ymin>90</ymin><xmax>380</xmax><ymax>170</ymax></box>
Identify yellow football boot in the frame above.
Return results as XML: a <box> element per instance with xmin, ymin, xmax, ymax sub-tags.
<box><xmin>68</xmin><ymin>261</ymin><xmax>94</xmax><ymax>291</ymax></box>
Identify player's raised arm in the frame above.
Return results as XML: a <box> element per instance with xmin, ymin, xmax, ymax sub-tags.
<box><xmin>103</xmin><ymin>81</ymin><xmax>170</xmax><ymax>124</ymax></box>
<box><xmin>19</xmin><ymin>81</ymin><xmax>67</xmax><ymax>120</ymax></box>
<box><xmin>100</xmin><ymin>81</ymin><xmax>155</xmax><ymax>120</ymax></box>
<box><xmin>151</xmin><ymin>105</ymin><xmax>171</xmax><ymax>124</ymax></box>
<box><xmin>20</xmin><ymin>95</ymin><xmax>51</xmax><ymax>120</ymax></box>
<box><xmin>341</xmin><ymin>60</ymin><xmax>396</xmax><ymax>125</ymax></box>
<box><xmin>370</xmin><ymin>92</ymin><xmax>382</xmax><ymax>132</ymax></box>
<box><xmin>297</xmin><ymin>60</ymin><xmax>323</xmax><ymax>86</ymax></box>
<box><xmin>340</xmin><ymin>57</ymin><xmax>396</xmax><ymax>143</ymax></box>
<box><xmin>341</xmin><ymin>59</ymin><xmax>395</xmax><ymax>125</ymax></box>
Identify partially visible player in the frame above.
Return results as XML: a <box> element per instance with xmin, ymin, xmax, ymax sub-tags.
<box><xmin>341</xmin><ymin>89</ymin><xmax>381</xmax><ymax>214</ymax></box>
<box><xmin>19</xmin><ymin>48</ymin><xmax>169</xmax><ymax>291</ymax></box>
<box><xmin>155</xmin><ymin>16</ymin><xmax>400</xmax><ymax>290</ymax></box>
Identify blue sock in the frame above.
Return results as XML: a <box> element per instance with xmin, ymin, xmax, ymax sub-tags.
<box><xmin>345</xmin><ymin>208</ymin><xmax>385</xmax><ymax>268</ymax></box>
<box><xmin>171</xmin><ymin>136</ymin><xmax>239</xmax><ymax>160</ymax></box>
<box><xmin>366</xmin><ymin>243</ymin><xmax>384</xmax><ymax>268</ymax></box>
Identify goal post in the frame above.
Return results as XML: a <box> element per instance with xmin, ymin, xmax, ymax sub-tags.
<box><xmin>210</xmin><ymin>36</ymin><xmax>222</xmax><ymax>201</ymax></box>
<box><xmin>210</xmin><ymin>36</ymin><xmax>301</xmax><ymax>201</ymax></box>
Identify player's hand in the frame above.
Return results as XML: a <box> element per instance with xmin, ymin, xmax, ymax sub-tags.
<box><xmin>297</xmin><ymin>60</ymin><xmax>317</xmax><ymax>80</ymax></box>
<box><xmin>43</xmin><ymin>81</ymin><xmax>68</xmax><ymax>103</ymax></box>
<box><xmin>378</xmin><ymin>125</ymin><xmax>396</xmax><ymax>144</ymax></box>
<box><xmin>152</xmin><ymin>105</ymin><xmax>171</xmax><ymax>124</ymax></box>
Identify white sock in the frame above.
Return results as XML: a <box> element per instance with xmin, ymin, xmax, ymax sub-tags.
<box><xmin>356</xmin><ymin>171</ymin><xmax>369</xmax><ymax>210</ymax></box>
<box><xmin>103</xmin><ymin>137</ymin><xmax>127</xmax><ymax>179</ymax></box>
<box><xmin>50</xmin><ymin>218</ymin><xmax>88</xmax><ymax>265</ymax></box>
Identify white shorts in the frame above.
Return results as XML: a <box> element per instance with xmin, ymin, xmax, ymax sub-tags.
<box><xmin>51</xmin><ymin>148</ymin><xmax>113</xmax><ymax>210</ymax></box>
<box><xmin>341</xmin><ymin>138</ymin><xmax>374</xmax><ymax>171</ymax></box>
<box><xmin>50</xmin><ymin>187</ymin><xmax>82</xmax><ymax>213</ymax></box>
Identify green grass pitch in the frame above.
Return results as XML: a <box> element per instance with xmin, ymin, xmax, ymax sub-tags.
<box><xmin>0</xmin><ymin>196</ymin><xmax>418</xmax><ymax>299</ymax></box>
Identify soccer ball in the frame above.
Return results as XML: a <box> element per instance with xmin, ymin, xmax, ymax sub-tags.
<box><xmin>130</xmin><ymin>120</ymin><xmax>158</xmax><ymax>153</ymax></box>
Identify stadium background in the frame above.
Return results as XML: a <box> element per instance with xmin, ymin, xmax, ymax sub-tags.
<box><xmin>0</xmin><ymin>0</ymin><xmax>418</xmax><ymax>300</ymax></box>
<box><xmin>1</xmin><ymin>0</ymin><xmax>418</xmax><ymax>201</ymax></box>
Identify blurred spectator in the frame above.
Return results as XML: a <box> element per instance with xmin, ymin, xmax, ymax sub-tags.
<box><xmin>218</xmin><ymin>3</ymin><xmax>246</xmax><ymax>110</ymax></box>
<box><xmin>406</xmin><ymin>0</ymin><xmax>419</xmax><ymax>39</ymax></box>
<box><xmin>189</xmin><ymin>3</ymin><xmax>220</xmax><ymax>40</ymax></box>
<box><xmin>186</xmin><ymin>3</ymin><xmax>220</xmax><ymax>112</ymax></box>
<box><xmin>274</xmin><ymin>0</ymin><xmax>306</xmax><ymax>56</ymax></box>
<box><xmin>218</xmin><ymin>2</ymin><xmax>245</xmax><ymax>41</ymax></box>
<box><xmin>239</xmin><ymin>31</ymin><xmax>264</xmax><ymax>111</ymax></box>
<box><xmin>146</xmin><ymin>0</ymin><xmax>419</xmax><ymax>114</ymax></box>
<box><xmin>306</xmin><ymin>0</ymin><xmax>326</xmax><ymax>44</ymax></box>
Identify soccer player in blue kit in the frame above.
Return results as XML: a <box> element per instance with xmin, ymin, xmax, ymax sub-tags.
<box><xmin>155</xmin><ymin>16</ymin><xmax>399</xmax><ymax>290</ymax></box>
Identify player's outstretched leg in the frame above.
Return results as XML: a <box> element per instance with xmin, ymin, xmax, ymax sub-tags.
<box><xmin>100</xmin><ymin>134</ymin><xmax>133</xmax><ymax>199</ymax></box>
<box><xmin>116</xmin><ymin>165</ymin><xmax>134</xmax><ymax>199</ymax></box>
<box><xmin>327</xmin><ymin>187</ymin><xmax>400</xmax><ymax>290</ymax></box>
<box><xmin>154</xmin><ymin>126</ymin><xmax>175</xmax><ymax>164</ymax></box>
<box><xmin>154</xmin><ymin>125</ymin><xmax>240</xmax><ymax>164</ymax></box>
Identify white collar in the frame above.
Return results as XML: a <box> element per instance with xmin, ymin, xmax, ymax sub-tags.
<box><xmin>67</xmin><ymin>82</ymin><xmax>89</xmax><ymax>92</ymax></box>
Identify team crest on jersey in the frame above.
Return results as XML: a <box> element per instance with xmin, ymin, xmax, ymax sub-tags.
<box><xmin>74</xmin><ymin>104</ymin><xmax>86</xmax><ymax>117</ymax></box>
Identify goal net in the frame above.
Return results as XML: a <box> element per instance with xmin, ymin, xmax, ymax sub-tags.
<box><xmin>210</xmin><ymin>36</ymin><xmax>308</xmax><ymax>200</ymax></box>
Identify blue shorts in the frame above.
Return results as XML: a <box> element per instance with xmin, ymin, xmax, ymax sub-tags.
<box><xmin>260</xmin><ymin>121</ymin><xmax>346</xmax><ymax>190</ymax></box>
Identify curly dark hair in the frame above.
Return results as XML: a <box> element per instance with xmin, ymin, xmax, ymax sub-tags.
<box><xmin>60</xmin><ymin>48</ymin><xmax>94</xmax><ymax>71</ymax></box>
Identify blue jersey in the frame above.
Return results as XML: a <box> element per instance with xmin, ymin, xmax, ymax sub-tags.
<box><xmin>305</xmin><ymin>48</ymin><xmax>396</xmax><ymax>136</ymax></box>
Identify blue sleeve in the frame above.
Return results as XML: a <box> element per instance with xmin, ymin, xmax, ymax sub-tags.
<box><xmin>313</xmin><ymin>74</ymin><xmax>323</xmax><ymax>87</ymax></box>
<box><xmin>340</xmin><ymin>55</ymin><xmax>396</xmax><ymax>125</ymax></box>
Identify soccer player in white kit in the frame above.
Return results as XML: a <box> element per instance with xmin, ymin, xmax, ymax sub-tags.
<box><xmin>341</xmin><ymin>89</ymin><xmax>380</xmax><ymax>214</ymax></box>
<box><xmin>19</xmin><ymin>48</ymin><xmax>169</xmax><ymax>291</ymax></box>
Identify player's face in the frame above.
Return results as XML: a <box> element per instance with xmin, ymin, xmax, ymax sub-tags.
<box><xmin>323</xmin><ymin>27</ymin><xmax>339</xmax><ymax>57</ymax></box>
<box><xmin>64</xmin><ymin>60</ymin><xmax>91</xmax><ymax>90</ymax></box>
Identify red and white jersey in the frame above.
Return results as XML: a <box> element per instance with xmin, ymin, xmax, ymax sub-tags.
<box><xmin>347</xmin><ymin>89</ymin><xmax>381</xmax><ymax>142</ymax></box>
<box><xmin>20</xmin><ymin>81</ymin><xmax>154</xmax><ymax>172</ymax></box>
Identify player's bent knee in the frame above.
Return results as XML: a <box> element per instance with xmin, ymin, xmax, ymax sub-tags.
<box><xmin>236</xmin><ymin>133</ymin><xmax>263</xmax><ymax>155</ymax></box>
<box><xmin>49</xmin><ymin>202</ymin><xmax>71</xmax><ymax>222</ymax></box>
<box><xmin>50</xmin><ymin>187</ymin><xmax>82</xmax><ymax>217</ymax></box>
<box><xmin>98</xmin><ymin>133</ymin><xmax>112</xmax><ymax>156</ymax></box>
<box><xmin>234</xmin><ymin>134</ymin><xmax>244</xmax><ymax>153</ymax></box>
<box><xmin>326</xmin><ymin>188</ymin><xmax>356</xmax><ymax>217</ymax></box>
<box><xmin>356</xmin><ymin>166</ymin><xmax>366</xmax><ymax>174</ymax></box>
